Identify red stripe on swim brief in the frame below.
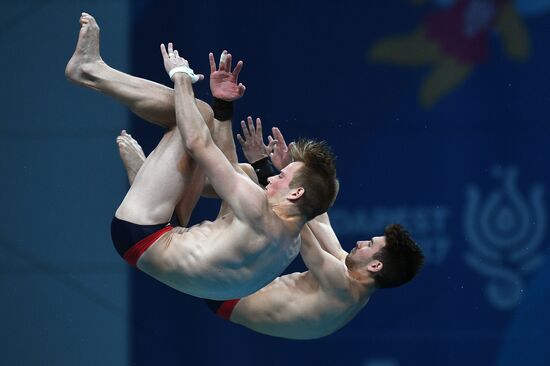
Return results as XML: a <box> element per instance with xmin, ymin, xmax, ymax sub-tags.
<box><xmin>217</xmin><ymin>299</ymin><xmax>240</xmax><ymax>320</ymax></box>
<box><xmin>123</xmin><ymin>225</ymin><xmax>173</xmax><ymax>266</ymax></box>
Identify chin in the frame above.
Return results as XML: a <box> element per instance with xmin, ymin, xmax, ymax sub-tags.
<box><xmin>344</xmin><ymin>254</ymin><xmax>353</xmax><ymax>269</ymax></box>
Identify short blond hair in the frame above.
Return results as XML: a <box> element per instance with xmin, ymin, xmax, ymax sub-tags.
<box><xmin>289</xmin><ymin>139</ymin><xmax>338</xmax><ymax>220</ymax></box>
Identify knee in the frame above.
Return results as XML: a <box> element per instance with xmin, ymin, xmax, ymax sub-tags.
<box><xmin>238</xmin><ymin>163</ymin><xmax>258</xmax><ymax>182</ymax></box>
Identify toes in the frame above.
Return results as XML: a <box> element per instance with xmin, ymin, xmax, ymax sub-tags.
<box><xmin>129</xmin><ymin>140</ymin><xmax>141</xmax><ymax>150</ymax></box>
<box><xmin>116</xmin><ymin>136</ymin><xmax>129</xmax><ymax>146</ymax></box>
<box><xmin>80</xmin><ymin>12</ymin><xmax>98</xmax><ymax>27</ymax></box>
<box><xmin>131</xmin><ymin>144</ymin><xmax>144</xmax><ymax>155</ymax></box>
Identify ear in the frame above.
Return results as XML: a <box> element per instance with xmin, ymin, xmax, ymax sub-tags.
<box><xmin>367</xmin><ymin>260</ymin><xmax>383</xmax><ymax>273</ymax></box>
<box><xmin>287</xmin><ymin>187</ymin><xmax>305</xmax><ymax>201</ymax></box>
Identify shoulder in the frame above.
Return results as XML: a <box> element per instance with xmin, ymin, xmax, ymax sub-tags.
<box><xmin>316</xmin><ymin>260</ymin><xmax>356</xmax><ymax>296</ymax></box>
<box><xmin>229</xmin><ymin>182</ymin><xmax>271</xmax><ymax>222</ymax></box>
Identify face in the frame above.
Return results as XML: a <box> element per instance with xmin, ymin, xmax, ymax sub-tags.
<box><xmin>345</xmin><ymin>236</ymin><xmax>386</xmax><ymax>273</ymax></box>
<box><xmin>265</xmin><ymin>161</ymin><xmax>304</xmax><ymax>199</ymax></box>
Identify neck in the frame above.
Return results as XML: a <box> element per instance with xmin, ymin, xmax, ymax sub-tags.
<box><xmin>271</xmin><ymin>201</ymin><xmax>307</xmax><ymax>231</ymax></box>
<box><xmin>346</xmin><ymin>268</ymin><xmax>377</xmax><ymax>295</ymax></box>
<box><xmin>342</xmin><ymin>271</ymin><xmax>376</xmax><ymax>306</ymax></box>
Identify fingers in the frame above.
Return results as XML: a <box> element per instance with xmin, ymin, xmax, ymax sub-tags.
<box><xmin>233</xmin><ymin>60</ymin><xmax>243</xmax><ymax>79</ymax></box>
<box><xmin>255</xmin><ymin>118</ymin><xmax>263</xmax><ymax>136</ymax></box>
<box><xmin>272</xmin><ymin>127</ymin><xmax>288</xmax><ymax>149</ymax></box>
<box><xmin>240</xmin><ymin>117</ymin><xmax>265</xmax><ymax>141</ymax></box>
<box><xmin>209</xmin><ymin>52</ymin><xmax>216</xmax><ymax>73</ymax></box>
<box><xmin>247</xmin><ymin>116</ymin><xmax>255</xmax><ymax>136</ymax></box>
<box><xmin>238</xmin><ymin>83</ymin><xmax>246</xmax><ymax>96</ymax></box>
<box><xmin>240</xmin><ymin>120</ymin><xmax>251</xmax><ymax>139</ymax></box>
<box><xmin>160</xmin><ymin>43</ymin><xmax>168</xmax><ymax>59</ymax></box>
<box><xmin>266</xmin><ymin>136</ymin><xmax>278</xmax><ymax>152</ymax></box>
<box><xmin>226</xmin><ymin>53</ymin><xmax>233</xmax><ymax>72</ymax></box>
<box><xmin>236</xmin><ymin>133</ymin><xmax>246</xmax><ymax>146</ymax></box>
<box><xmin>162</xmin><ymin>43</ymin><xmax>200</xmax><ymax>75</ymax></box>
<box><xmin>161</xmin><ymin>42</ymin><xmax>178</xmax><ymax>61</ymax></box>
<box><xmin>219</xmin><ymin>50</ymin><xmax>228</xmax><ymax>72</ymax></box>
<box><xmin>217</xmin><ymin>50</ymin><xmax>242</xmax><ymax>75</ymax></box>
<box><xmin>219</xmin><ymin>50</ymin><xmax>227</xmax><ymax>67</ymax></box>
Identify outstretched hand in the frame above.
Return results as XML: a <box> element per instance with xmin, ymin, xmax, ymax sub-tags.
<box><xmin>236</xmin><ymin>117</ymin><xmax>277</xmax><ymax>163</ymax></box>
<box><xmin>236</xmin><ymin>117</ymin><xmax>294</xmax><ymax>170</ymax></box>
<box><xmin>209</xmin><ymin>50</ymin><xmax>246</xmax><ymax>101</ymax></box>
<box><xmin>160</xmin><ymin>42</ymin><xmax>204</xmax><ymax>81</ymax></box>
<box><xmin>269</xmin><ymin>127</ymin><xmax>294</xmax><ymax>171</ymax></box>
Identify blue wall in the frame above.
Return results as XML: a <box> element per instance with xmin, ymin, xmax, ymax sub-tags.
<box><xmin>0</xmin><ymin>1</ymin><xmax>130</xmax><ymax>365</ymax></box>
<box><xmin>128</xmin><ymin>1</ymin><xmax>550</xmax><ymax>365</ymax></box>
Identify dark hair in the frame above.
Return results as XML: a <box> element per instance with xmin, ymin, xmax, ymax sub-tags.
<box><xmin>289</xmin><ymin>139</ymin><xmax>338</xmax><ymax>220</ymax></box>
<box><xmin>372</xmin><ymin>224</ymin><xmax>424</xmax><ymax>289</ymax></box>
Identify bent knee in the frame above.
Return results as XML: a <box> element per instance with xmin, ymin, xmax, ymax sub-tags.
<box><xmin>238</xmin><ymin>163</ymin><xmax>258</xmax><ymax>183</ymax></box>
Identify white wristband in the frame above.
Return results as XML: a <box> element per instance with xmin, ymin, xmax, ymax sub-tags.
<box><xmin>169</xmin><ymin>66</ymin><xmax>200</xmax><ymax>83</ymax></box>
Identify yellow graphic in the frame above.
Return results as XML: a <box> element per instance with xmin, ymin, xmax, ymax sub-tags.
<box><xmin>369</xmin><ymin>0</ymin><xmax>530</xmax><ymax>108</ymax></box>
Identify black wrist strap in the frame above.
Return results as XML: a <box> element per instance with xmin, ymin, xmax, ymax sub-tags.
<box><xmin>251</xmin><ymin>157</ymin><xmax>280</xmax><ymax>187</ymax></box>
<box><xmin>211</xmin><ymin>97</ymin><xmax>234</xmax><ymax>121</ymax></box>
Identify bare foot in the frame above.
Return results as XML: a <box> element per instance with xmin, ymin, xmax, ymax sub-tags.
<box><xmin>117</xmin><ymin>130</ymin><xmax>146</xmax><ymax>185</ymax></box>
<box><xmin>65</xmin><ymin>12</ymin><xmax>104</xmax><ymax>86</ymax></box>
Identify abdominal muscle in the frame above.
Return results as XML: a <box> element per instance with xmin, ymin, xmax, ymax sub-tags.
<box><xmin>232</xmin><ymin>272</ymin><xmax>367</xmax><ymax>339</ymax></box>
<box><xmin>136</xmin><ymin>214</ymin><xmax>301</xmax><ymax>300</ymax></box>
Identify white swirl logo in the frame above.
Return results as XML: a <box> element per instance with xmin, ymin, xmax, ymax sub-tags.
<box><xmin>464</xmin><ymin>166</ymin><xmax>546</xmax><ymax>310</ymax></box>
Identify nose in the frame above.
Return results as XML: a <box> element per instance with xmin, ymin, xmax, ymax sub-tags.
<box><xmin>267</xmin><ymin>176</ymin><xmax>274</xmax><ymax>184</ymax></box>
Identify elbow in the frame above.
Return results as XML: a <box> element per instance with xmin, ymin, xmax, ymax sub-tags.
<box><xmin>184</xmin><ymin>132</ymin><xmax>209</xmax><ymax>154</ymax></box>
